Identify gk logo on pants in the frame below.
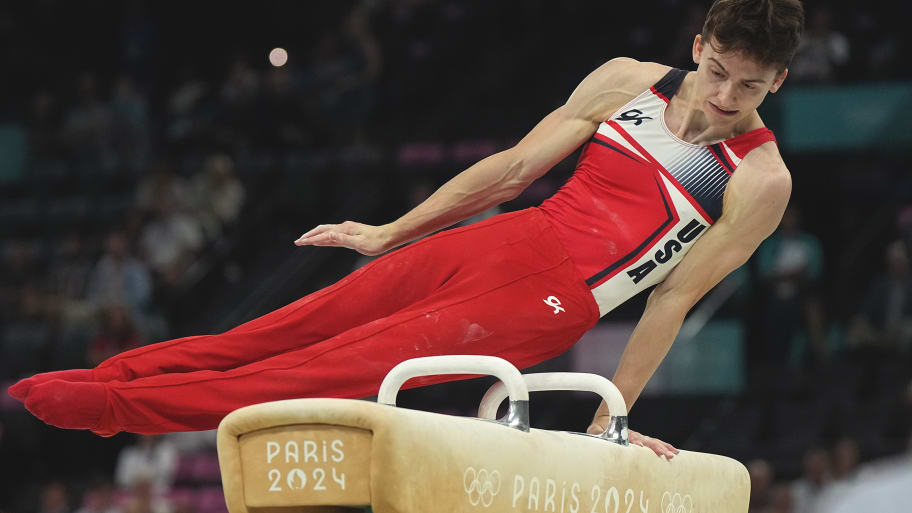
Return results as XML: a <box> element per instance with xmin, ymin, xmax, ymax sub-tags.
<box><xmin>543</xmin><ymin>296</ymin><xmax>565</xmax><ymax>314</ymax></box>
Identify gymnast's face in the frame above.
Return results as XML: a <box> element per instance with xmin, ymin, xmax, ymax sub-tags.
<box><xmin>691</xmin><ymin>34</ymin><xmax>787</xmax><ymax>126</ymax></box>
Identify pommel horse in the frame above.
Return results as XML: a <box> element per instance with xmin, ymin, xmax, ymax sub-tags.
<box><xmin>216</xmin><ymin>356</ymin><xmax>750</xmax><ymax>513</ymax></box>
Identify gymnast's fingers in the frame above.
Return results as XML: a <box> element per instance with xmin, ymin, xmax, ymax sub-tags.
<box><xmin>640</xmin><ymin>436</ymin><xmax>669</xmax><ymax>458</ymax></box>
<box><xmin>295</xmin><ymin>224</ymin><xmax>336</xmax><ymax>245</ymax></box>
<box><xmin>650</xmin><ymin>438</ymin><xmax>678</xmax><ymax>459</ymax></box>
<box><xmin>305</xmin><ymin>230</ymin><xmax>358</xmax><ymax>249</ymax></box>
<box><xmin>629</xmin><ymin>430</ymin><xmax>677</xmax><ymax>459</ymax></box>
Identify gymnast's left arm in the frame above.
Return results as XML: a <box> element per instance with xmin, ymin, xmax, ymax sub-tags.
<box><xmin>588</xmin><ymin>142</ymin><xmax>791</xmax><ymax>457</ymax></box>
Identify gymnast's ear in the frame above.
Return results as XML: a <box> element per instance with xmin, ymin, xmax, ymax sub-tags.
<box><xmin>769</xmin><ymin>68</ymin><xmax>788</xmax><ymax>93</ymax></box>
<box><xmin>692</xmin><ymin>34</ymin><xmax>705</xmax><ymax>65</ymax></box>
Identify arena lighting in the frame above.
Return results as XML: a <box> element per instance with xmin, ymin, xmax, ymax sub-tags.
<box><xmin>268</xmin><ymin>47</ymin><xmax>288</xmax><ymax>67</ymax></box>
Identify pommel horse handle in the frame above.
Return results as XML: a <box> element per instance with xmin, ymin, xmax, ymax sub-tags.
<box><xmin>377</xmin><ymin>355</ymin><xmax>531</xmax><ymax>432</ymax></box>
<box><xmin>478</xmin><ymin>373</ymin><xmax>630</xmax><ymax>446</ymax></box>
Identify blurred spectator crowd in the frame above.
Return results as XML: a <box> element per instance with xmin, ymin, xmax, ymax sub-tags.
<box><xmin>0</xmin><ymin>1</ymin><xmax>911</xmax><ymax>513</ymax></box>
<box><xmin>0</xmin><ymin>151</ymin><xmax>246</xmax><ymax>379</ymax></box>
<box><xmin>24</xmin><ymin>431</ymin><xmax>223</xmax><ymax>513</ymax></box>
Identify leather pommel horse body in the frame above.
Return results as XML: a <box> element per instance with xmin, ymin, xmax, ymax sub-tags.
<box><xmin>217</xmin><ymin>356</ymin><xmax>749</xmax><ymax>513</ymax></box>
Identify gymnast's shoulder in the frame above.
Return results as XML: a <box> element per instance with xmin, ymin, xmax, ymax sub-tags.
<box><xmin>566</xmin><ymin>58</ymin><xmax>670</xmax><ymax>121</ymax></box>
<box><xmin>734</xmin><ymin>140</ymin><xmax>791</xmax><ymax>188</ymax></box>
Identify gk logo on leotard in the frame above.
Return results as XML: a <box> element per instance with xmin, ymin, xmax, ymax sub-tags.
<box><xmin>616</xmin><ymin>109</ymin><xmax>652</xmax><ymax>126</ymax></box>
<box><xmin>543</xmin><ymin>296</ymin><xmax>565</xmax><ymax>314</ymax></box>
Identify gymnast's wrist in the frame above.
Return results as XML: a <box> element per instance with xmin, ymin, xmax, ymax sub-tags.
<box><xmin>586</xmin><ymin>422</ymin><xmax>606</xmax><ymax>435</ymax></box>
<box><xmin>377</xmin><ymin>222</ymin><xmax>408</xmax><ymax>252</ymax></box>
<box><xmin>588</xmin><ymin>410</ymin><xmax>612</xmax><ymax>434</ymax></box>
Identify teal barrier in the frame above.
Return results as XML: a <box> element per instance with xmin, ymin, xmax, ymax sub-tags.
<box><xmin>761</xmin><ymin>81</ymin><xmax>912</xmax><ymax>152</ymax></box>
<box><xmin>0</xmin><ymin>124</ymin><xmax>27</xmax><ymax>182</ymax></box>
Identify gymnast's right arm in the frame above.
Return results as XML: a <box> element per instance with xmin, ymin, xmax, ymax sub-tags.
<box><xmin>294</xmin><ymin>58</ymin><xmax>645</xmax><ymax>255</ymax></box>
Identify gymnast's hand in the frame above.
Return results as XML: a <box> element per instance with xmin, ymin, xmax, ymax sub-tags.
<box><xmin>588</xmin><ymin>422</ymin><xmax>679</xmax><ymax>459</ymax></box>
<box><xmin>627</xmin><ymin>429</ymin><xmax>679</xmax><ymax>459</ymax></box>
<box><xmin>294</xmin><ymin>221</ymin><xmax>393</xmax><ymax>256</ymax></box>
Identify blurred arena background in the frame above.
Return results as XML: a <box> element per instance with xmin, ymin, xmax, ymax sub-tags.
<box><xmin>0</xmin><ymin>1</ymin><xmax>910</xmax><ymax>512</ymax></box>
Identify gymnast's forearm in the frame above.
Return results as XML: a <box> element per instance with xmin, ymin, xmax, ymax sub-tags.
<box><xmin>611</xmin><ymin>291</ymin><xmax>689</xmax><ymax>413</ymax></box>
<box><xmin>382</xmin><ymin>149</ymin><xmax>529</xmax><ymax>248</ymax></box>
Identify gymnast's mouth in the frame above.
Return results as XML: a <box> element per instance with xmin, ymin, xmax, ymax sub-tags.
<box><xmin>707</xmin><ymin>101</ymin><xmax>738</xmax><ymax>117</ymax></box>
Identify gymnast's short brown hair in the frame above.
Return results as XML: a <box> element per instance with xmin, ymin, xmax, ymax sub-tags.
<box><xmin>702</xmin><ymin>0</ymin><xmax>805</xmax><ymax>72</ymax></box>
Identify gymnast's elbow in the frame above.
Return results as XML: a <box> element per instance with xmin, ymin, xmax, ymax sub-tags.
<box><xmin>646</xmin><ymin>282</ymin><xmax>698</xmax><ymax>319</ymax></box>
<box><xmin>498</xmin><ymin>152</ymin><xmax>537</xmax><ymax>200</ymax></box>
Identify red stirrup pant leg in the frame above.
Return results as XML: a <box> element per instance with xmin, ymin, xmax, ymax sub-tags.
<box><xmin>92</xmin><ymin>210</ymin><xmax>541</xmax><ymax>382</ymax></box>
<box><xmin>21</xmin><ymin>209</ymin><xmax>600</xmax><ymax>434</ymax></box>
<box><xmin>98</xmin><ymin>251</ymin><xmax>598</xmax><ymax>434</ymax></box>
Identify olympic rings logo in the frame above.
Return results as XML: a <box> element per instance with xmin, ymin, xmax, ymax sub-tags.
<box><xmin>462</xmin><ymin>467</ymin><xmax>501</xmax><ymax>507</ymax></box>
<box><xmin>661</xmin><ymin>492</ymin><xmax>693</xmax><ymax>513</ymax></box>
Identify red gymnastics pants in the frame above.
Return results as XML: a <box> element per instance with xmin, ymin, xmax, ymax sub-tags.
<box><xmin>85</xmin><ymin>208</ymin><xmax>600</xmax><ymax>434</ymax></box>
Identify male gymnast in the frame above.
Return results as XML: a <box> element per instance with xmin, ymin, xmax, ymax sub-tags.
<box><xmin>10</xmin><ymin>0</ymin><xmax>803</xmax><ymax>460</ymax></box>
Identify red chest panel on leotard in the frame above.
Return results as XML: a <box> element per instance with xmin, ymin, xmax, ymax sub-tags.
<box><xmin>539</xmin><ymin>68</ymin><xmax>776</xmax><ymax>316</ymax></box>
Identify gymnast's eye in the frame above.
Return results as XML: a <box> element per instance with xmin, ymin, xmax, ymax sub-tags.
<box><xmin>711</xmin><ymin>69</ymin><xmax>723</xmax><ymax>77</ymax></box>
